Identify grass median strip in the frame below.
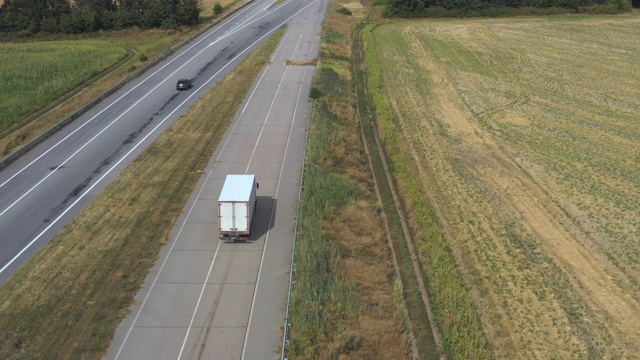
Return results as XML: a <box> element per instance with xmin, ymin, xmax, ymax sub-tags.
<box><xmin>0</xmin><ymin>29</ymin><xmax>284</xmax><ymax>360</ymax></box>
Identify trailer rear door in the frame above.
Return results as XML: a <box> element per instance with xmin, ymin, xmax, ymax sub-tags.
<box><xmin>218</xmin><ymin>201</ymin><xmax>249</xmax><ymax>232</ymax></box>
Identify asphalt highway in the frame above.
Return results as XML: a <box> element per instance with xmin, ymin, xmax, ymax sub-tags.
<box><xmin>105</xmin><ymin>0</ymin><xmax>326</xmax><ymax>358</ymax></box>
<box><xmin>0</xmin><ymin>0</ymin><xmax>326</xmax><ymax>358</ymax></box>
<box><xmin>0</xmin><ymin>0</ymin><xmax>322</xmax><ymax>289</ymax></box>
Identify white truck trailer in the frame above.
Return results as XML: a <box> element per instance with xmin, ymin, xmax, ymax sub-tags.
<box><xmin>218</xmin><ymin>174</ymin><xmax>257</xmax><ymax>241</ymax></box>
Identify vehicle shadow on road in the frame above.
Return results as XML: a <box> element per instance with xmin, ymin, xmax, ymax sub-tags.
<box><xmin>248</xmin><ymin>196</ymin><xmax>276</xmax><ymax>242</ymax></box>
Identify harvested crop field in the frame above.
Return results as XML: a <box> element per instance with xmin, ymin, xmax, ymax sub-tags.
<box><xmin>364</xmin><ymin>14</ymin><xmax>640</xmax><ymax>358</ymax></box>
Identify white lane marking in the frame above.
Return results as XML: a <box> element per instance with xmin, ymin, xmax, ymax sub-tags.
<box><xmin>0</xmin><ymin>39</ymin><xmax>215</xmax><ymax>220</ymax></box>
<box><xmin>113</xmin><ymin>169</ymin><xmax>221</xmax><ymax>360</ymax></box>
<box><xmin>0</xmin><ymin>1</ymin><xmax>260</xmax><ymax>192</ymax></box>
<box><xmin>1</xmin><ymin>0</ymin><xmax>283</xmax><ymax>198</ymax></box>
<box><xmin>240</xmin><ymin>32</ymin><xmax>308</xmax><ymax>360</ymax></box>
<box><xmin>174</xmin><ymin>27</ymin><xmax>293</xmax><ymax>360</ymax></box>
<box><xmin>119</xmin><ymin>14</ymin><xmax>295</xmax><ymax>360</ymax></box>
<box><xmin>0</xmin><ymin>1</ymin><xmax>306</xmax><ymax>275</ymax></box>
<box><xmin>110</xmin><ymin>2</ymin><xmax>320</xmax><ymax>358</ymax></box>
<box><xmin>0</xmin><ymin>4</ymin><xmax>297</xmax><ymax>276</ymax></box>
<box><xmin>242</xmin><ymin>35</ymin><xmax>297</xmax><ymax>176</ymax></box>
<box><xmin>220</xmin><ymin>23</ymin><xmax>290</xmax><ymax>152</ymax></box>
<box><xmin>177</xmin><ymin>3</ymin><xmax>321</xmax><ymax>359</ymax></box>
<box><xmin>0</xmin><ymin>1</ymin><xmax>272</xmax><ymax>223</ymax></box>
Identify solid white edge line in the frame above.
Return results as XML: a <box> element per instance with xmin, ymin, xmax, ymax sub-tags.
<box><xmin>280</xmin><ymin>25</ymin><xmax>320</xmax><ymax>359</ymax></box>
<box><xmin>112</xmin><ymin>1</ymin><xmax>319</xmax><ymax>357</ymax></box>
<box><xmin>0</xmin><ymin>0</ymin><xmax>317</xmax><ymax>277</ymax></box>
<box><xmin>174</xmin><ymin>23</ymin><xmax>297</xmax><ymax>360</ymax></box>
<box><xmin>0</xmin><ymin>0</ymin><xmax>272</xmax><ymax>214</ymax></box>
<box><xmin>0</xmin><ymin>0</ymin><xmax>259</xmax><ymax>191</ymax></box>
<box><xmin>113</xmin><ymin>168</ymin><xmax>219</xmax><ymax>360</ymax></box>
<box><xmin>240</xmin><ymin>31</ymin><xmax>309</xmax><ymax>360</ymax></box>
<box><xmin>174</xmin><ymin>19</ymin><xmax>295</xmax><ymax>360</ymax></box>
<box><xmin>243</xmin><ymin>47</ymin><xmax>293</xmax><ymax>174</ymax></box>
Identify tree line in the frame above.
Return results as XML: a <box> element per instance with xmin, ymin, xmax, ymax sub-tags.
<box><xmin>385</xmin><ymin>0</ymin><xmax>632</xmax><ymax>16</ymax></box>
<box><xmin>0</xmin><ymin>0</ymin><xmax>201</xmax><ymax>34</ymax></box>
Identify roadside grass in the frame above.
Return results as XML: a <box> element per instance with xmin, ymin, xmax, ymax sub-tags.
<box><xmin>0</xmin><ymin>41</ymin><xmax>128</xmax><ymax>134</ymax></box>
<box><xmin>269</xmin><ymin>0</ymin><xmax>288</xmax><ymax>10</ymax></box>
<box><xmin>200</xmin><ymin>0</ymin><xmax>246</xmax><ymax>20</ymax></box>
<box><xmin>0</xmin><ymin>0</ymin><xmax>251</xmax><ymax>159</ymax></box>
<box><xmin>359</xmin><ymin>24</ymin><xmax>477</xmax><ymax>360</ymax></box>
<box><xmin>364</xmin><ymin>14</ymin><xmax>640</xmax><ymax>358</ymax></box>
<box><xmin>0</xmin><ymin>29</ymin><xmax>284</xmax><ymax>360</ymax></box>
<box><xmin>286</xmin><ymin>0</ymin><xmax>408</xmax><ymax>358</ymax></box>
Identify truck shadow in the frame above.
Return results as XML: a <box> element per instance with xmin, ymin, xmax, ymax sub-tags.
<box><xmin>247</xmin><ymin>196</ymin><xmax>275</xmax><ymax>242</ymax></box>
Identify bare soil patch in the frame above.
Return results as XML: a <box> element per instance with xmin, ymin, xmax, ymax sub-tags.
<box><xmin>286</xmin><ymin>59</ymin><xmax>317</xmax><ymax>66</ymax></box>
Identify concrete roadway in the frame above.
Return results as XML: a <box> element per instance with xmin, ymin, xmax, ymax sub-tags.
<box><xmin>105</xmin><ymin>1</ymin><xmax>326</xmax><ymax>359</ymax></box>
<box><xmin>0</xmin><ymin>0</ymin><xmax>320</xmax><ymax>285</ymax></box>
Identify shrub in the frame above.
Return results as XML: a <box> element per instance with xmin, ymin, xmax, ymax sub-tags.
<box><xmin>213</xmin><ymin>3</ymin><xmax>224</xmax><ymax>15</ymax></box>
<box><xmin>309</xmin><ymin>87</ymin><xmax>322</xmax><ymax>99</ymax></box>
<box><xmin>615</xmin><ymin>0</ymin><xmax>632</xmax><ymax>10</ymax></box>
<box><xmin>323</xmin><ymin>28</ymin><xmax>344</xmax><ymax>44</ymax></box>
<box><xmin>338</xmin><ymin>7</ymin><xmax>353</xmax><ymax>15</ymax></box>
<box><xmin>176</xmin><ymin>0</ymin><xmax>200</xmax><ymax>26</ymax></box>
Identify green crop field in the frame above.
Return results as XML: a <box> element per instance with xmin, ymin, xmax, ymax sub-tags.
<box><xmin>364</xmin><ymin>13</ymin><xmax>640</xmax><ymax>358</ymax></box>
<box><xmin>0</xmin><ymin>41</ymin><xmax>128</xmax><ymax>133</ymax></box>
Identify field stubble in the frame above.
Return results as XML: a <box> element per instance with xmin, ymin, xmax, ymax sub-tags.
<box><xmin>367</xmin><ymin>14</ymin><xmax>640</xmax><ymax>358</ymax></box>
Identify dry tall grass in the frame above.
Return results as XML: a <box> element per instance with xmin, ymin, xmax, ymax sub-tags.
<box><xmin>286</xmin><ymin>0</ymin><xmax>410</xmax><ymax>358</ymax></box>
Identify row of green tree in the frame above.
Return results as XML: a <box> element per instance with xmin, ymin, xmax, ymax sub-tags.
<box><xmin>0</xmin><ymin>0</ymin><xmax>201</xmax><ymax>34</ymax></box>
<box><xmin>385</xmin><ymin>0</ymin><xmax>632</xmax><ymax>16</ymax></box>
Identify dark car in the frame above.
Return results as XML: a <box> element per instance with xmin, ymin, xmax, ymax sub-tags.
<box><xmin>176</xmin><ymin>78</ymin><xmax>192</xmax><ymax>90</ymax></box>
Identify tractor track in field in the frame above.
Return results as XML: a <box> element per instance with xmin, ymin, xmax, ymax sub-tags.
<box><xmin>352</xmin><ymin>20</ymin><xmax>445</xmax><ymax>360</ymax></box>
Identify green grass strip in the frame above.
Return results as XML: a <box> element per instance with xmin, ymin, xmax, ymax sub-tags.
<box><xmin>0</xmin><ymin>30</ymin><xmax>284</xmax><ymax>360</ymax></box>
<box><xmin>353</xmin><ymin>26</ymin><xmax>441</xmax><ymax>360</ymax></box>
<box><xmin>287</xmin><ymin>65</ymin><xmax>364</xmax><ymax>357</ymax></box>
<box><xmin>361</xmin><ymin>24</ymin><xmax>492</xmax><ymax>359</ymax></box>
